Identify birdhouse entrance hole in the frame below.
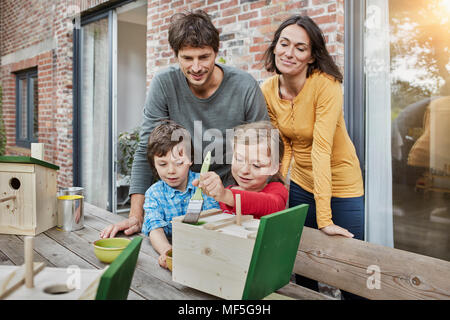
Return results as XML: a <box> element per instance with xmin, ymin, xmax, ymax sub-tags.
<box><xmin>43</xmin><ymin>284</ymin><xmax>75</xmax><ymax>295</ymax></box>
<box><xmin>9</xmin><ymin>177</ymin><xmax>21</xmax><ymax>190</ymax></box>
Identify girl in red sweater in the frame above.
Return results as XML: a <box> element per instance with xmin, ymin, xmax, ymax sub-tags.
<box><xmin>193</xmin><ymin>121</ymin><xmax>288</xmax><ymax>218</ymax></box>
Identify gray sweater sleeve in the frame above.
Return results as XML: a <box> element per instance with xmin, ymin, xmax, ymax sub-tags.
<box><xmin>128</xmin><ymin>75</ymin><xmax>168</xmax><ymax>195</ymax></box>
<box><xmin>244</xmin><ymin>78</ymin><xmax>269</xmax><ymax>123</ymax></box>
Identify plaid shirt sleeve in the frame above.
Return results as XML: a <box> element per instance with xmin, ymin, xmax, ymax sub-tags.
<box><xmin>142</xmin><ymin>186</ymin><xmax>169</xmax><ymax>236</ymax></box>
<box><xmin>201</xmin><ymin>194</ymin><xmax>220</xmax><ymax>211</ymax></box>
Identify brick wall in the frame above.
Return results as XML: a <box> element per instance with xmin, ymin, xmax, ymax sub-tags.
<box><xmin>1</xmin><ymin>0</ymin><xmax>344</xmax><ymax>188</ymax></box>
<box><xmin>0</xmin><ymin>0</ymin><xmax>110</xmax><ymax>187</ymax></box>
<box><xmin>146</xmin><ymin>0</ymin><xmax>344</xmax><ymax>85</ymax></box>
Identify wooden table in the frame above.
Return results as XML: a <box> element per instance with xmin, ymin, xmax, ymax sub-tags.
<box><xmin>0</xmin><ymin>203</ymin><xmax>329</xmax><ymax>300</ymax></box>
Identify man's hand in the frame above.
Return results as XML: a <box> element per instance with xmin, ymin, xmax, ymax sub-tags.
<box><xmin>100</xmin><ymin>194</ymin><xmax>145</xmax><ymax>238</ymax></box>
<box><xmin>100</xmin><ymin>215</ymin><xmax>142</xmax><ymax>238</ymax></box>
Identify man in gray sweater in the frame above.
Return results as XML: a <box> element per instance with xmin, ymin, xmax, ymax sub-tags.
<box><xmin>101</xmin><ymin>10</ymin><xmax>268</xmax><ymax>238</ymax></box>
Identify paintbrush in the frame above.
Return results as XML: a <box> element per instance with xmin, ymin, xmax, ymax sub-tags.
<box><xmin>182</xmin><ymin>151</ymin><xmax>212</xmax><ymax>224</ymax></box>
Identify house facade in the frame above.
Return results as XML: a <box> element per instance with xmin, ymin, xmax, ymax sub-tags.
<box><xmin>1</xmin><ymin>0</ymin><xmax>449</xmax><ymax>262</ymax></box>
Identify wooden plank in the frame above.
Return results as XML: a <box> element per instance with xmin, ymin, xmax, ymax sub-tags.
<box><xmin>0</xmin><ymin>234</ymin><xmax>54</xmax><ymax>266</ymax></box>
<box><xmin>0</xmin><ymin>251</ymin><xmax>14</xmax><ymax>266</ymax></box>
<box><xmin>203</xmin><ymin>215</ymin><xmax>253</xmax><ymax>230</ymax></box>
<box><xmin>0</xmin><ymin>263</ymin><xmax>45</xmax><ymax>299</ymax></box>
<box><xmin>5</xmin><ymin>267</ymin><xmax>103</xmax><ymax>300</ymax></box>
<box><xmin>45</xmin><ymin>224</ymin><xmax>214</xmax><ymax>300</ymax></box>
<box><xmin>0</xmin><ymin>171</ymin><xmax>35</xmax><ymax>235</ymax></box>
<box><xmin>83</xmin><ymin>212</ymin><xmax>170</xmax><ymax>263</ymax></box>
<box><xmin>17</xmin><ymin>233</ymin><xmax>94</xmax><ymax>269</ymax></box>
<box><xmin>0</xmin><ymin>195</ymin><xmax>16</xmax><ymax>203</ymax></box>
<box><xmin>0</xmin><ymin>156</ymin><xmax>58</xmax><ymax>171</ymax></box>
<box><xmin>34</xmin><ymin>165</ymin><xmax>57</xmax><ymax>235</ymax></box>
<box><xmin>0</xmin><ymin>163</ymin><xmax>34</xmax><ymax>173</ymax></box>
<box><xmin>294</xmin><ymin>227</ymin><xmax>450</xmax><ymax>300</ymax></box>
<box><xmin>275</xmin><ymin>282</ymin><xmax>335</xmax><ymax>300</ymax></box>
<box><xmin>199</xmin><ymin>209</ymin><xmax>223</xmax><ymax>218</ymax></box>
<box><xmin>30</xmin><ymin>143</ymin><xmax>44</xmax><ymax>160</ymax></box>
<box><xmin>84</xmin><ymin>203</ymin><xmax>124</xmax><ymax>225</ymax></box>
<box><xmin>172</xmin><ymin>219</ymin><xmax>255</xmax><ymax>299</ymax></box>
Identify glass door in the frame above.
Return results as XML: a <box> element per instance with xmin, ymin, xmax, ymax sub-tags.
<box><xmin>364</xmin><ymin>0</ymin><xmax>450</xmax><ymax>260</ymax></box>
<box><xmin>78</xmin><ymin>12</ymin><xmax>117</xmax><ymax>211</ymax></box>
<box><xmin>75</xmin><ymin>1</ymin><xmax>146</xmax><ymax>214</ymax></box>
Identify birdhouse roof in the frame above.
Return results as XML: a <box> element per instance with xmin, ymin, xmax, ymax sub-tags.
<box><xmin>0</xmin><ymin>156</ymin><xmax>59</xmax><ymax>170</ymax></box>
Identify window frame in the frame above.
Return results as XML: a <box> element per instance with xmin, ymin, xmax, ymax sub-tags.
<box><xmin>15</xmin><ymin>68</ymin><xmax>38</xmax><ymax>148</ymax></box>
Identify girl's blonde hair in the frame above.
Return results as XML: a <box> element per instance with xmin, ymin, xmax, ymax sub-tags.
<box><xmin>232</xmin><ymin>121</ymin><xmax>285</xmax><ymax>184</ymax></box>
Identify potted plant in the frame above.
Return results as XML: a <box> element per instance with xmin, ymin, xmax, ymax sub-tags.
<box><xmin>117</xmin><ymin>127</ymin><xmax>140</xmax><ymax>184</ymax></box>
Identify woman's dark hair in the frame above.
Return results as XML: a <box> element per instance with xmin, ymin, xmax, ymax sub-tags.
<box><xmin>263</xmin><ymin>15</ymin><xmax>343</xmax><ymax>82</ymax></box>
<box><xmin>168</xmin><ymin>10</ymin><xmax>220</xmax><ymax>56</ymax></box>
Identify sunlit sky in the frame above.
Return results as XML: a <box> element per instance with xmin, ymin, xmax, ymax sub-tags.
<box><xmin>389</xmin><ymin>1</ymin><xmax>450</xmax><ymax>94</ymax></box>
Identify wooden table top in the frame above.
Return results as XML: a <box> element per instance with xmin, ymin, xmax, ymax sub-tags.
<box><xmin>0</xmin><ymin>203</ymin><xmax>330</xmax><ymax>300</ymax></box>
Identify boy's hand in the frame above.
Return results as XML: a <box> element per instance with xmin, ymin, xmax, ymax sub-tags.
<box><xmin>158</xmin><ymin>247</ymin><xmax>172</xmax><ymax>269</ymax></box>
<box><xmin>194</xmin><ymin>172</ymin><xmax>227</xmax><ymax>202</ymax></box>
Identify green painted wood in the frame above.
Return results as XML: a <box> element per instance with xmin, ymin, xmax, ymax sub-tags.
<box><xmin>95</xmin><ymin>237</ymin><xmax>143</xmax><ymax>300</ymax></box>
<box><xmin>0</xmin><ymin>156</ymin><xmax>59</xmax><ymax>170</ymax></box>
<box><xmin>241</xmin><ymin>204</ymin><xmax>308</xmax><ymax>300</ymax></box>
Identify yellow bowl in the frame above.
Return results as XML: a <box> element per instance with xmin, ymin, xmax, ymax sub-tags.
<box><xmin>93</xmin><ymin>238</ymin><xmax>131</xmax><ymax>264</ymax></box>
<box><xmin>166</xmin><ymin>249</ymin><xmax>173</xmax><ymax>272</ymax></box>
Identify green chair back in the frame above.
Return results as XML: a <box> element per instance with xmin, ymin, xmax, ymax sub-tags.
<box><xmin>95</xmin><ymin>237</ymin><xmax>142</xmax><ymax>300</ymax></box>
<box><xmin>241</xmin><ymin>204</ymin><xmax>308</xmax><ymax>300</ymax></box>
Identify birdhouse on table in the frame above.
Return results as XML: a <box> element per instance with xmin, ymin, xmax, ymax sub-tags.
<box><xmin>171</xmin><ymin>204</ymin><xmax>308</xmax><ymax>300</ymax></box>
<box><xmin>0</xmin><ymin>154</ymin><xmax>59</xmax><ymax>236</ymax></box>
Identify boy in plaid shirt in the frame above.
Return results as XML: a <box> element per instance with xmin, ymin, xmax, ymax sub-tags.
<box><xmin>142</xmin><ymin>120</ymin><xmax>219</xmax><ymax>269</ymax></box>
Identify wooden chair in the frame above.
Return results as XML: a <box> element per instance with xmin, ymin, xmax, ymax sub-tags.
<box><xmin>241</xmin><ymin>204</ymin><xmax>308</xmax><ymax>300</ymax></box>
<box><xmin>95</xmin><ymin>237</ymin><xmax>142</xmax><ymax>300</ymax></box>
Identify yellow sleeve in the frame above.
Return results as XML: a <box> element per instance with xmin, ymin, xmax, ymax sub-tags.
<box><xmin>266</xmin><ymin>97</ymin><xmax>292</xmax><ymax>178</ymax></box>
<box><xmin>311</xmin><ymin>79</ymin><xmax>343</xmax><ymax>229</ymax></box>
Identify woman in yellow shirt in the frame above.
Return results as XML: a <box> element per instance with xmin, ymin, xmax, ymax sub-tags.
<box><xmin>261</xmin><ymin>15</ymin><xmax>364</xmax><ymax>240</ymax></box>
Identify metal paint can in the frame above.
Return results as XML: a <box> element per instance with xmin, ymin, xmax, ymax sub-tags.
<box><xmin>57</xmin><ymin>195</ymin><xmax>84</xmax><ymax>231</ymax></box>
<box><xmin>59</xmin><ymin>187</ymin><xmax>84</xmax><ymax>197</ymax></box>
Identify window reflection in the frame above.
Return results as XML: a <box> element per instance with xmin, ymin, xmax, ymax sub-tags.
<box><xmin>20</xmin><ymin>78</ymin><xmax>28</xmax><ymax>140</ymax></box>
<box><xmin>31</xmin><ymin>76</ymin><xmax>38</xmax><ymax>140</ymax></box>
<box><xmin>390</xmin><ymin>0</ymin><xmax>450</xmax><ymax>261</ymax></box>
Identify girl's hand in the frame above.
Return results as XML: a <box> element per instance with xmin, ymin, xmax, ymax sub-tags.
<box><xmin>320</xmin><ymin>224</ymin><xmax>354</xmax><ymax>238</ymax></box>
<box><xmin>196</xmin><ymin>172</ymin><xmax>227</xmax><ymax>202</ymax></box>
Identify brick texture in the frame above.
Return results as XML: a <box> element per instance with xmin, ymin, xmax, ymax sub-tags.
<box><xmin>1</xmin><ymin>0</ymin><xmax>344</xmax><ymax>188</ymax></box>
<box><xmin>146</xmin><ymin>0</ymin><xmax>344</xmax><ymax>84</ymax></box>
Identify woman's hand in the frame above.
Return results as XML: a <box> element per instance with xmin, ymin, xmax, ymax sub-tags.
<box><xmin>320</xmin><ymin>224</ymin><xmax>354</xmax><ymax>238</ymax></box>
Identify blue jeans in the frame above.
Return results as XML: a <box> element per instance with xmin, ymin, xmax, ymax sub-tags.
<box><xmin>289</xmin><ymin>181</ymin><xmax>365</xmax><ymax>240</ymax></box>
<box><xmin>290</xmin><ymin>181</ymin><xmax>366</xmax><ymax>299</ymax></box>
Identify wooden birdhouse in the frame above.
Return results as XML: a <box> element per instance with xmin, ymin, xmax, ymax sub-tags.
<box><xmin>0</xmin><ymin>150</ymin><xmax>59</xmax><ymax>236</ymax></box>
<box><xmin>171</xmin><ymin>204</ymin><xmax>308</xmax><ymax>300</ymax></box>
<box><xmin>0</xmin><ymin>237</ymin><xmax>142</xmax><ymax>300</ymax></box>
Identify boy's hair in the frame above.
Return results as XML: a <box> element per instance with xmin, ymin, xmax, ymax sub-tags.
<box><xmin>232</xmin><ymin>121</ymin><xmax>285</xmax><ymax>184</ymax></box>
<box><xmin>146</xmin><ymin>120</ymin><xmax>192</xmax><ymax>179</ymax></box>
<box><xmin>168</xmin><ymin>10</ymin><xmax>220</xmax><ymax>56</ymax></box>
